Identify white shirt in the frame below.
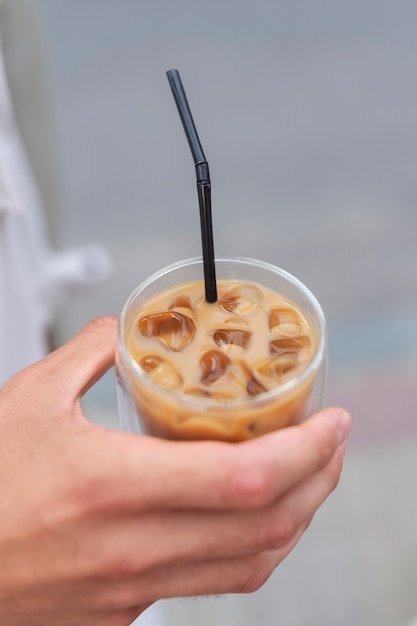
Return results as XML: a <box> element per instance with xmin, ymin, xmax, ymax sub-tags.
<box><xmin>0</xmin><ymin>32</ymin><xmax>50</xmax><ymax>384</ymax></box>
<box><xmin>0</xmin><ymin>33</ymin><xmax>111</xmax><ymax>386</ymax></box>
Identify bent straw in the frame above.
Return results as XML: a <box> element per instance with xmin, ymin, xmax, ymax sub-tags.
<box><xmin>166</xmin><ymin>69</ymin><xmax>217</xmax><ymax>303</ymax></box>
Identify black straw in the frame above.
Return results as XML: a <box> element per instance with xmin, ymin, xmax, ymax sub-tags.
<box><xmin>166</xmin><ymin>69</ymin><xmax>217</xmax><ymax>303</ymax></box>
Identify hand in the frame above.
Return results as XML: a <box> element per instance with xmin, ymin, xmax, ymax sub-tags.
<box><xmin>0</xmin><ymin>317</ymin><xmax>351</xmax><ymax>626</ymax></box>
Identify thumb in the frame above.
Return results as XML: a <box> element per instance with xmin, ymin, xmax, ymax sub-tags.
<box><xmin>47</xmin><ymin>316</ymin><xmax>118</xmax><ymax>400</ymax></box>
<box><xmin>0</xmin><ymin>317</ymin><xmax>117</xmax><ymax>431</ymax></box>
<box><xmin>6</xmin><ymin>317</ymin><xmax>118</xmax><ymax>407</ymax></box>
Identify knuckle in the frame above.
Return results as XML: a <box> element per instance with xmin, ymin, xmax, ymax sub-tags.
<box><xmin>228</xmin><ymin>458</ymin><xmax>274</xmax><ymax>509</ymax></box>
<box><xmin>93</xmin><ymin>550</ymin><xmax>138</xmax><ymax>580</ymax></box>
<box><xmin>81</xmin><ymin>538</ymin><xmax>142</xmax><ymax>588</ymax></box>
<box><xmin>75</xmin><ymin>472</ymin><xmax>120</xmax><ymax>518</ymax></box>
<box><xmin>258</xmin><ymin>511</ymin><xmax>299</xmax><ymax>550</ymax></box>
<box><xmin>85</xmin><ymin>563</ymin><xmax>142</xmax><ymax>612</ymax></box>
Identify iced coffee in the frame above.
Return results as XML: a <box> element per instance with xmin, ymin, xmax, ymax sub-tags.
<box><xmin>116</xmin><ymin>257</ymin><xmax>327</xmax><ymax>442</ymax></box>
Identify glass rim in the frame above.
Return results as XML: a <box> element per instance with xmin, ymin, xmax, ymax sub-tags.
<box><xmin>117</xmin><ymin>256</ymin><xmax>327</xmax><ymax>408</ymax></box>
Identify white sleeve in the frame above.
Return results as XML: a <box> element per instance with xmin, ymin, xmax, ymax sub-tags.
<box><xmin>0</xmin><ymin>33</ymin><xmax>110</xmax><ymax>385</ymax></box>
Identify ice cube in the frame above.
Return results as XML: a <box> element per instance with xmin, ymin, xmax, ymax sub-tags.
<box><xmin>139</xmin><ymin>354</ymin><xmax>183</xmax><ymax>390</ymax></box>
<box><xmin>200</xmin><ymin>349</ymin><xmax>230</xmax><ymax>384</ymax></box>
<box><xmin>269</xmin><ymin>307</ymin><xmax>302</xmax><ymax>337</ymax></box>
<box><xmin>212</xmin><ymin>328</ymin><xmax>252</xmax><ymax>351</ymax></box>
<box><xmin>167</xmin><ymin>295</ymin><xmax>197</xmax><ymax>323</ymax></box>
<box><xmin>138</xmin><ymin>311</ymin><xmax>195</xmax><ymax>351</ymax></box>
<box><xmin>246</xmin><ymin>375</ymin><xmax>268</xmax><ymax>396</ymax></box>
<box><xmin>223</xmin><ymin>317</ymin><xmax>250</xmax><ymax>328</ymax></box>
<box><xmin>254</xmin><ymin>356</ymin><xmax>297</xmax><ymax>388</ymax></box>
<box><xmin>269</xmin><ymin>335</ymin><xmax>311</xmax><ymax>358</ymax></box>
<box><xmin>168</xmin><ymin>295</ymin><xmax>194</xmax><ymax>312</ymax></box>
<box><xmin>230</xmin><ymin>360</ymin><xmax>267</xmax><ymax>396</ymax></box>
<box><xmin>219</xmin><ymin>284</ymin><xmax>263</xmax><ymax>316</ymax></box>
<box><xmin>184</xmin><ymin>387</ymin><xmax>235</xmax><ymax>399</ymax></box>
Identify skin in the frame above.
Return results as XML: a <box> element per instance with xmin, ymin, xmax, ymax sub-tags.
<box><xmin>0</xmin><ymin>316</ymin><xmax>351</xmax><ymax>626</ymax></box>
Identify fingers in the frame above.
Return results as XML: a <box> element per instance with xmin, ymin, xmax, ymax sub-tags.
<box><xmin>91</xmin><ymin>532</ymin><xmax>305</xmax><ymax>611</ymax></box>
<box><xmin>131</xmin><ymin>543</ymin><xmax>302</xmax><ymax>601</ymax></box>
<box><xmin>86</xmin><ymin>439</ymin><xmax>346</xmax><ymax>611</ymax></box>
<box><xmin>77</xmin><ymin>437</ymin><xmax>343</xmax><ymax>584</ymax></box>
<box><xmin>107</xmin><ymin>407</ymin><xmax>351</xmax><ymax>511</ymax></box>
<box><xmin>12</xmin><ymin>438</ymin><xmax>344</xmax><ymax>620</ymax></box>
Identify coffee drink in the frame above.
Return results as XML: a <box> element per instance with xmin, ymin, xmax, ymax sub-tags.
<box><xmin>116</xmin><ymin>258</ymin><xmax>327</xmax><ymax>442</ymax></box>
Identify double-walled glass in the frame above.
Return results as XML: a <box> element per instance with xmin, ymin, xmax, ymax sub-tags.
<box><xmin>116</xmin><ymin>257</ymin><xmax>328</xmax><ymax>442</ymax></box>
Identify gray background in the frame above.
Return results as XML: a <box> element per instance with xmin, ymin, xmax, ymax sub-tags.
<box><xmin>2</xmin><ymin>1</ymin><xmax>417</xmax><ymax>624</ymax></box>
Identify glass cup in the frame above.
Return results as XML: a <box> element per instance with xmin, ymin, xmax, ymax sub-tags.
<box><xmin>115</xmin><ymin>257</ymin><xmax>328</xmax><ymax>442</ymax></box>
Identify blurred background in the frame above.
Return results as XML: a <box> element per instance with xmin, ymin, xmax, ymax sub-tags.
<box><xmin>1</xmin><ymin>1</ymin><xmax>416</xmax><ymax>624</ymax></box>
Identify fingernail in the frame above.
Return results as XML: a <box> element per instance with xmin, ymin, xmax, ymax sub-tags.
<box><xmin>337</xmin><ymin>410</ymin><xmax>352</xmax><ymax>445</ymax></box>
<box><xmin>339</xmin><ymin>438</ymin><xmax>349</xmax><ymax>456</ymax></box>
